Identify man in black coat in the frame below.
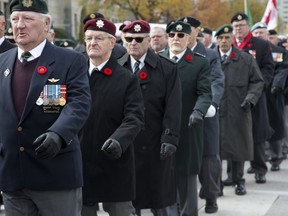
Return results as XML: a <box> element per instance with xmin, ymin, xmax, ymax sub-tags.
<box><xmin>251</xmin><ymin>22</ymin><xmax>288</xmax><ymax>171</ymax></box>
<box><xmin>80</xmin><ymin>18</ymin><xmax>144</xmax><ymax>216</ymax></box>
<box><xmin>118</xmin><ymin>20</ymin><xmax>182</xmax><ymax>216</ymax></box>
<box><xmin>0</xmin><ymin>1</ymin><xmax>92</xmax><ymax>215</ymax></box>
<box><xmin>231</xmin><ymin>12</ymin><xmax>274</xmax><ymax>184</ymax></box>
<box><xmin>0</xmin><ymin>10</ymin><xmax>15</xmax><ymax>53</ymax></box>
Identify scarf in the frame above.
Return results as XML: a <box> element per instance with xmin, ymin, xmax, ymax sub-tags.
<box><xmin>233</xmin><ymin>32</ymin><xmax>253</xmax><ymax>50</ymax></box>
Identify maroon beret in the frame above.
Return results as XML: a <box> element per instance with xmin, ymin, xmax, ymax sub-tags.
<box><xmin>83</xmin><ymin>18</ymin><xmax>116</xmax><ymax>37</ymax></box>
<box><xmin>122</xmin><ymin>20</ymin><xmax>150</xmax><ymax>33</ymax></box>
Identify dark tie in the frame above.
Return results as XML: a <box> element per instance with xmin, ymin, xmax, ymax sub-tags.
<box><xmin>172</xmin><ymin>56</ymin><xmax>178</xmax><ymax>62</ymax></box>
<box><xmin>134</xmin><ymin>60</ymin><xmax>140</xmax><ymax>73</ymax></box>
<box><xmin>21</xmin><ymin>52</ymin><xmax>32</xmax><ymax>63</ymax></box>
<box><xmin>222</xmin><ymin>54</ymin><xmax>228</xmax><ymax>62</ymax></box>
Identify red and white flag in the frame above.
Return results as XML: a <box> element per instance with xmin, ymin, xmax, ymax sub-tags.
<box><xmin>261</xmin><ymin>0</ymin><xmax>277</xmax><ymax>30</ymax></box>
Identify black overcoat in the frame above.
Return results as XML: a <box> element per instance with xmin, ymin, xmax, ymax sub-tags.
<box><xmin>118</xmin><ymin>49</ymin><xmax>182</xmax><ymax>209</ymax></box>
<box><xmin>81</xmin><ymin>56</ymin><xmax>144</xmax><ymax>203</ymax></box>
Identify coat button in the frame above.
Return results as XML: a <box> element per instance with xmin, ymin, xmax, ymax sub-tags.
<box><xmin>19</xmin><ymin>147</ymin><xmax>25</xmax><ymax>152</ymax></box>
<box><xmin>17</xmin><ymin>127</ymin><xmax>23</xmax><ymax>132</ymax></box>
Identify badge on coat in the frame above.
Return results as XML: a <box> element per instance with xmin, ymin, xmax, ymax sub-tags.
<box><xmin>272</xmin><ymin>52</ymin><xmax>283</xmax><ymax>62</ymax></box>
<box><xmin>249</xmin><ymin>50</ymin><xmax>256</xmax><ymax>59</ymax></box>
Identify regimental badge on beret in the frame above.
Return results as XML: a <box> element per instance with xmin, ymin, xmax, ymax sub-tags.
<box><xmin>200</xmin><ymin>27</ymin><xmax>204</xmax><ymax>32</ymax></box>
<box><xmin>90</xmin><ymin>13</ymin><xmax>96</xmax><ymax>19</ymax></box>
<box><xmin>176</xmin><ymin>24</ymin><xmax>183</xmax><ymax>31</ymax></box>
<box><xmin>183</xmin><ymin>17</ymin><xmax>188</xmax><ymax>23</ymax></box>
<box><xmin>134</xmin><ymin>24</ymin><xmax>141</xmax><ymax>32</ymax></box>
<box><xmin>8</xmin><ymin>28</ymin><xmax>12</xmax><ymax>34</ymax></box>
<box><xmin>96</xmin><ymin>20</ymin><xmax>104</xmax><ymax>28</ymax></box>
<box><xmin>64</xmin><ymin>41</ymin><xmax>68</xmax><ymax>47</ymax></box>
<box><xmin>237</xmin><ymin>15</ymin><xmax>242</xmax><ymax>20</ymax></box>
<box><xmin>22</xmin><ymin>0</ymin><xmax>33</xmax><ymax>8</ymax></box>
<box><xmin>224</xmin><ymin>27</ymin><xmax>229</xmax><ymax>33</ymax></box>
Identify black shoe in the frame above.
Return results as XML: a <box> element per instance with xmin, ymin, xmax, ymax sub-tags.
<box><xmin>222</xmin><ymin>177</ymin><xmax>234</xmax><ymax>186</ymax></box>
<box><xmin>255</xmin><ymin>174</ymin><xmax>266</xmax><ymax>183</ymax></box>
<box><xmin>205</xmin><ymin>200</ymin><xmax>218</xmax><ymax>214</ymax></box>
<box><xmin>271</xmin><ymin>163</ymin><xmax>280</xmax><ymax>171</ymax></box>
<box><xmin>218</xmin><ymin>182</ymin><xmax>224</xmax><ymax>197</ymax></box>
<box><xmin>0</xmin><ymin>193</ymin><xmax>3</xmax><ymax>205</ymax></box>
<box><xmin>247</xmin><ymin>166</ymin><xmax>255</xmax><ymax>174</ymax></box>
<box><xmin>235</xmin><ymin>183</ymin><xmax>246</xmax><ymax>195</ymax></box>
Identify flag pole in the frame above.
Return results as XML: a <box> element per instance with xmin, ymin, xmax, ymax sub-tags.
<box><xmin>244</xmin><ymin>0</ymin><xmax>247</xmax><ymax>14</ymax></box>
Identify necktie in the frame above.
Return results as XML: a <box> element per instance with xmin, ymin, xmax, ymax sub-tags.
<box><xmin>222</xmin><ymin>54</ymin><xmax>227</xmax><ymax>62</ymax></box>
<box><xmin>172</xmin><ymin>56</ymin><xmax>178</xmax><ymax>62</ymax></box>
<box><xmin>134</xmin><ymin>60</ymin><xmax>140</xmax><ymax>73</ymax></box>
<box><xmin>21</xmin><ymin>52</ymin><xmax>32</xmax><ymax>63</ymax></box>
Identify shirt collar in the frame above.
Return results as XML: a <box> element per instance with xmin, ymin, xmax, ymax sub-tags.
<box><xmin>169</xmin><ymin>49</ymin><xmax>186</xmax><ymax>61</ymax></box>
<box><xmin>0</xmin><ymin>36</ymin><xmax>4</xmax><ymax>46</ymax></box>
<box><xmin>18</xmin><ymin>39</ymin><xmax>47</xmax><ymax>62</ymax></box>
<box><xmin>219</xmin><ymin>47</ymin><xmax>232</xmax><ymax>57</ymax></box>
<box><xmin>130</xmin><ymin>53</ymin><xmax>147</xmax><ymax>71</ymax></box>
<box><xmin>89</xmin><ymin>59</ymin><xmax>109</xmax><ymax>76</ymax></box>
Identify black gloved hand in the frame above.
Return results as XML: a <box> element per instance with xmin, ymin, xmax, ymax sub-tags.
<box><xmin>240</xmin><ymin>100</ymin><xmax>251</xmax><ymax>112</ymax></box>
<box><xmin>33</xmin><ymin>131</ymin><xmax>63</xmax><ymax>159</ymax></box>
<box><xmin>188</xmin><ymin>110</ymin><xmax>204</xmax><ymax>127</ymax></box>
<box><xmin>101</xmin><ymin>138</ymin><xmax>122</xmax><ymax>160</ymax></box>
<box><xmin>271</xmin><ymin>86</ymin><xmax>282</xmax><ymax>95</ymax></box>
<box><xmin>160</xmin><ymin>143</ymin><xmax>177</xmax><ymax>160</ymax></box>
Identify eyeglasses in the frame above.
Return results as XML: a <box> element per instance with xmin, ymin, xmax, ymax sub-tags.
<box><xmin>232</xmin><ymin>24</ymin><xmax>247</xmax><ymax>29</ymax></box>
<box><xmin>84</xmin><ymin>36</ymin><xmax>111</xmax><ymax>43</ymax></box>
<box><xmin>168</xmin><ymin>32</ymin><xmax>186</xmax><ymax>38</ymax></box>
<box><xmin>124</xmin><ymin>36</ymin><xmax>148</xmax><ymax>43</ymax></box>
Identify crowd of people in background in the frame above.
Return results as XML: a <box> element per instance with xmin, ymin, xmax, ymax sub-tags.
<box><xmin>0</xmin><ymin>0</ymin><xmax>288</xmax><ymax>216</ymax></box>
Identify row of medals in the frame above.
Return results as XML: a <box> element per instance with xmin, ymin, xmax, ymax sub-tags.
<box><xmin>36</xmin><ymin>85</ymin><xmax>66</xmax><ymax>106</ymax></box>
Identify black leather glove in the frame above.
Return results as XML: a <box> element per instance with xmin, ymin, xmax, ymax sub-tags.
<box><xmin>188</xmin><ymin>110</ymin><xmax>204</xmax><ymax>127</ymax></box>
<box><xmin>101</xmin><ymin>138</ymin><xmax>122</xmax><ymax>160</ymax></box>
<box><xmin>160</xmin><ymin>143</ymin><xmax>177</xmax><ymax>160</ymax></box>
<box><xmin>33</xmin><ymin>131</ymin><xmax>63</xmax><ymax>159</ymax></box>
<box><xmin>271</xmin><ymin>86</ymin><xmax>282</xmax><ymax>95</ymax></box>
<box><xmin>241</xmin><ymin>100</ymin><xmax>251</xmax><ymax>112</ymax></box>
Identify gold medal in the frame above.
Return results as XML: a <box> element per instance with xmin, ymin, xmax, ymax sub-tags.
<box><xmin>59</xmin><ymin>97</ymin><xmax>66</xmax><ymax>106</ymax></box>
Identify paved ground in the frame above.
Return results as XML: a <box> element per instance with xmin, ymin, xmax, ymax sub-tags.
<box><xmin>0</xmin><ymin>159</ymin><xmax>287</xmax><ymax>215</ymax></box>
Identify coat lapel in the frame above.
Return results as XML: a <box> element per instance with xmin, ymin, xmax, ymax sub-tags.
<box><xmin>20</xmin><ymin>41</ymin><xmax>56</xmax><ymax>124</ymax></box>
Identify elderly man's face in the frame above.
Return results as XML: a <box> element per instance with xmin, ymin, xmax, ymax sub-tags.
<box><xmin>168</xmin><ymin>31</ymin><xmax>190</xmax><ymax>55</ymax></box>
<box><xmin>232</xmin><ymin>20</ymin><xmax>250</xmax><ymax>41</ymax></box>
<box><xmin>10</xmin><ymin>11</ymin><xmax>49</xmax><ymax>51</ymax></box>
<box><xmin>125</xmin><ymin>33</ymin><xmax>150</xmax><ymax>60</ymax></box>
<box><xmin>252</xmin><ymin>28</ymin><xmax>268</xmax><ymax>41</ymax></box>
<box><xmin>217</xmin><ymin>33</ymin><xmax>234</xmax><ymax>53</ymax></box>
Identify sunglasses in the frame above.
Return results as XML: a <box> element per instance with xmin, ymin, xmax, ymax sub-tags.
<box><xmin>168</xmin><ymin>32</ymin><xmax>186</xmax><ymax>38</ymax></box>
<box><xmin>125</xmin><ymin>37</ymin><xmax>147</xmax><ymax>43</ymax></box>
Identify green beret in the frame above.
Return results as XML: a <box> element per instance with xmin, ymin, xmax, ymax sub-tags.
<box><xmin>10</xmin><ymin>0</ymin><xmax>48</xmax><ymax>14</ymax></box>
<box><xmin>215</xmin><ymin>24</ymin><xmax>233</xmax><ymax>37</ymax></box>
<box><xmin>166</xmin><ymin>20</ymin><xmax>191</xmax><ymax>34</ymax></box>
<box><xmin>231</xmin><ymin>12</ymin><xmax>248</xmax><ymax>23</ymax></box>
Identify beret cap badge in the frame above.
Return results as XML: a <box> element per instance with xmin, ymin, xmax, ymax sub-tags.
<box><xmin>22</xmin><ymin>0</ymin><xmax>33</xmax><ymax>8</ymax></box>
<box><xmin>176</xmin><ymin>24</ymin><xmax>183</xmax><ymax>31</ymax></box>
<box><xmin>183</xmin><ymin>17</ymin><xmax>188</xmax><ymax>23</ymax></box>
<box><xmin>96</xmin><ymin>20</ymin><xmax>104</xmax><ymax>28</ymax></box>
<box><xmin>134</xmin><ymin>24</ymin><xmax>141</xmax><ymax>32</ymax></box>
<box><xmin>90</xmin><ymin>13</ymin><xmax>96</xmax><ymax>19</ymax></box>
<box><xmin>237</xmin><ymin>15</ymin><xmax>242</xmax><ymax>20</ymax></box>
<box><xmin>224</xmin><ymin>27</ymin><xmax>229</xmax><ymax>32</ymax></box>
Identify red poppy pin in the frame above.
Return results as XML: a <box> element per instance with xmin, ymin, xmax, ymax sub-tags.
<box><xmin>230</xmin><ymin>52</ymin><xmax>237</xmax><ymax>58</ymax></box>
<box><xmin>104</xmin><ymin>68</ymin><xmax>112</xmax><ymax>76</ymax></box>
<box><xmin>186</xmin><ymin>55</ymin><xmax>193</xmax><ymax>61</ymax></box>
<box><xmin>37</xmin><ymin>66</ymin><xmax>47</xmax><ymax>75</ymax></box>
<box><xmin>139</xmin><ymin>71</ymin><xmax>148</xmax><ymax>80</ymax></box>
<box><xmin>247</xmin><ymin>43</ymin><xmax>252</xmax><ymax>48</ymax></box>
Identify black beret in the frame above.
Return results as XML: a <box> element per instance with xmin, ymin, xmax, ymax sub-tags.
<box><xmin>231</xmin><ymin>12</ymin><xmax>249</xmax><ymax>23</ymax></box>
<box><xmin>59</xmin><ymin>40</ymin><xmax>76</xmax><ymax>48</ymax></box>
<box><xmin>201</xmin><ymin>27</ymin><xmax>212</xmax><ymax>35</ymax></box>
<box><xmin>215</xmin><ymin>24</ymin><xmax>233</xmax><ymax>37</ymax></box>
<box><xmin>178</xmin><ymin>16</ymin><xmax>201</xmax><ymax>28</ymax></box>
<box><xmin>10</xmin><ymin>0</ymin><xmax>48</xmax><ymax>14</ymax></box>
<box><xmin>82</xmin><ymin>12</ymin><xmax>105</xmax><ymax>25</ymax></box>
<box><xmin>83</xmin><ymin>18</ymin><xmax>116</xmax><ymax>36</ymax></box>
<box><xmin>166</xmin><ymin>20</ymin><xmax>192</xmax><ymax>34</ymax></box>
<box><xmin>268</xmin><ymin>29</ymin><xmax>278</xmax><ymax>35</ymax></box>
<box><xmin>122</xmin><ymin>20</ymin><xmax>150</xmax><ymax>33</ymax></box>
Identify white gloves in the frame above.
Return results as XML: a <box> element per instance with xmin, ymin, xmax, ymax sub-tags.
<box><xmin>205</xmin><ymin>105</ymin><xmax>216</xmax><ymax>118</ymax></box>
